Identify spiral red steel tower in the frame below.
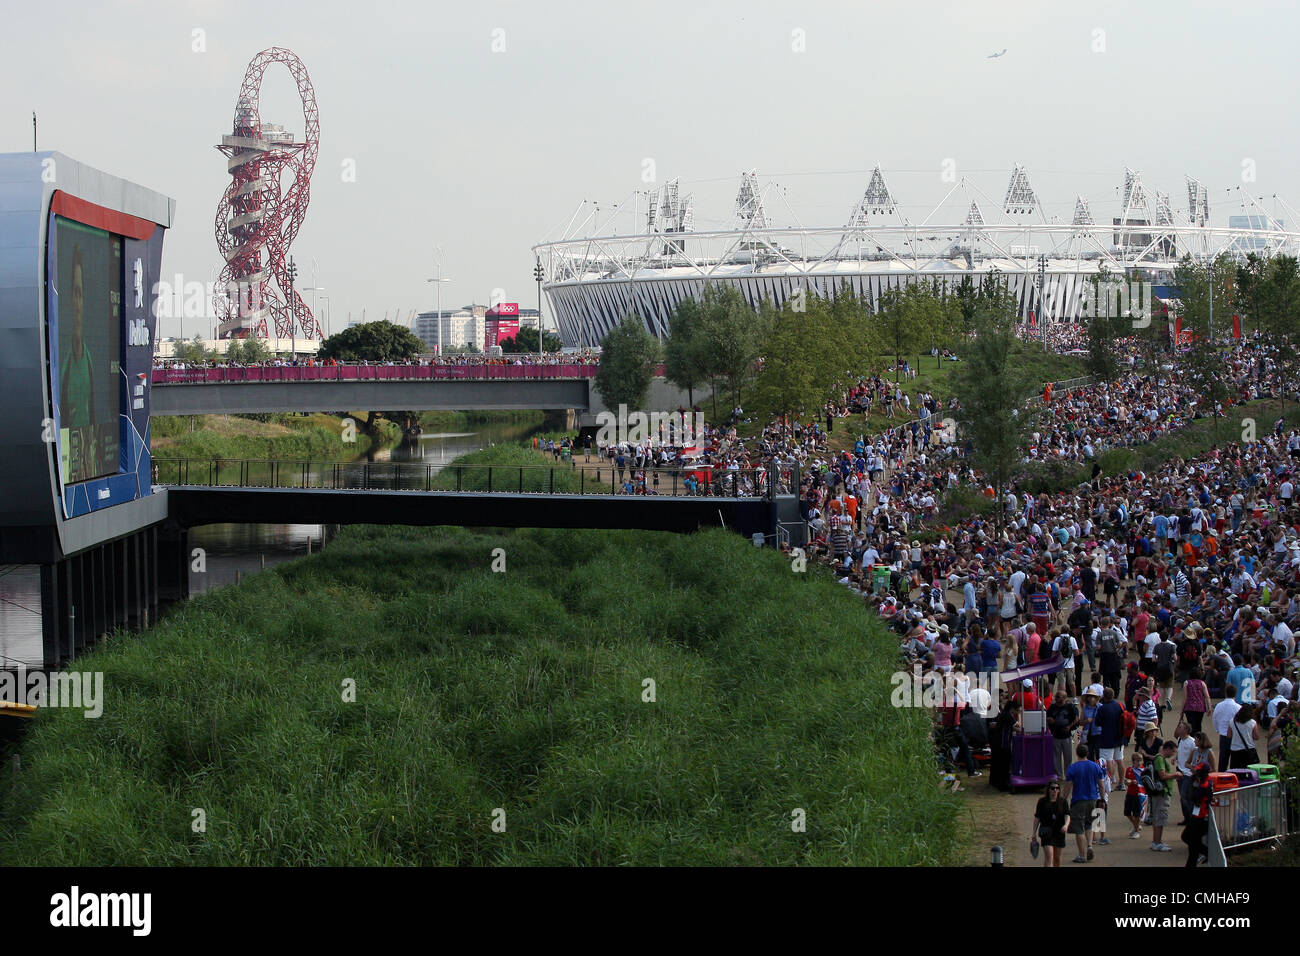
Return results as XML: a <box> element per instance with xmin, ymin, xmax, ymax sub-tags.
<box><xmin>214</xmin><ymin>47</ymin><xmax>321</xmax><ymax>339</ymax></box>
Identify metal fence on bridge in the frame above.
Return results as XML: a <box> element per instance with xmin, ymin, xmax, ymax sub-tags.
<box><xmin>151</xmin><ymin>363</ymin><xmax>607</xmax><ymax>385</ymax></box>
<box><xmin>153</xmin><ymin>458</ymin><xmax>792</xmax><ymax>500</ymax></box>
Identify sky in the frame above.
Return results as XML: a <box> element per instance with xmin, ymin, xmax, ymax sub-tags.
<box><xmin>5</xmin><ymin>0</ymin><xmax>1299</xmax><ymax>341</ymax></box>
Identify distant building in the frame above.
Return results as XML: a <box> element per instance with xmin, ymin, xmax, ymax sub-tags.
<box><xmin>413</xmin><ymin>305</ymin><xmax>488</xmax><ymax>352</ymax></box>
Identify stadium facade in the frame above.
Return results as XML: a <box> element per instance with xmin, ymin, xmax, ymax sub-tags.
<box><xmin>534</xmin><ymin>166</ymin><xmax>1300</xmax><ymax>347</ymax></box>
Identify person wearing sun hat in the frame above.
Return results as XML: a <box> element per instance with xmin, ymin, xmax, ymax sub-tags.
<box><xmin>1078</xmin><ymin>682</ymin><xmax>1103</xmax><ymax>754</ymax></box>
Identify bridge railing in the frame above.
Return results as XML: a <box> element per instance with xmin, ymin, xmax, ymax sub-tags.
<box><xmin>153</xmin><ymin>458</ymin><xmax>786</xmax><ymax>499</ymax></box>
<box><xmin>150</xmin><ymin>363</ymin><xmax>603</xmax><ymax>385</ymax></box>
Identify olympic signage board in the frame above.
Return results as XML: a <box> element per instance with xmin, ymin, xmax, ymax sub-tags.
<box><xmin>0</xmin><ymin>152</ymin><xmax>174</xmax><ymax>561</ymax></box>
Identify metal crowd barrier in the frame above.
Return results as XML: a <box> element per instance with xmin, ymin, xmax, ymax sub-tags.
<box><xmin>1209</xmin><ymin>779</ymin><xmax>1288</xmax><ymax>852</ymax></box>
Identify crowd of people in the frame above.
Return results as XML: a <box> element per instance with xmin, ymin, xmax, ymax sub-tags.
<box><xmin>773</xmin><ymin>333</ymin><xmax>1298</xmax><ymax>868</ymax></box>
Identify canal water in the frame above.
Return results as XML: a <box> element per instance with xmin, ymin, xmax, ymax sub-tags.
<box><xmin>187</xmin><ymin>422</ymin><xmax>537</xmax><ymax>596</ymax></box>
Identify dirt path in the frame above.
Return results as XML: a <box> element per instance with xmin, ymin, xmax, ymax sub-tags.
<box><xmin>958</xmin><ymin>678</ymin><xmax>1239</xmax><ymax>867</ymax></box>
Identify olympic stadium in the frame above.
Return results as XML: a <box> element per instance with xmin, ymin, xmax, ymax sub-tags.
<box><xmin>533</xmin><ymin>166</ymin><xmax>1300</xmax><ymax>347</ymax></box>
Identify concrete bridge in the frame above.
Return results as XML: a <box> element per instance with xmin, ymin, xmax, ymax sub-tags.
<box><xmin>149</xmin><ymin>364</ymin><xmax>697</xmax><ymax>423</ymax></box>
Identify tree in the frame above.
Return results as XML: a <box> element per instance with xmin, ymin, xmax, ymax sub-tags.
<box><xmin>930</xmin><ymin>281</ymin><xmax>965</xmax><ymax>365</ymax></box>
<box><xmin>498</xmin><ymin>326</ymin><xmax>564</xmax><ymax>353</ymax></box>
<box><xmin>1181</xmin><ymin>333</ymin><xmax>1234</xmax><ymax>440</ymax></box>
<box><xmin>1235</xmin><ymin>254</ymin><xmax>1269</xmax><ymax>339</ymax></box>
<box><xmin>663</xmin><ymin>296</ymin><xmax>711</xmax><ymax>407</ymax></box>
<box><xmin>877</xmin><ymin>285</ymin><xmax>938</xmax><ymax>381</ymax></box>
<box><xmin>1082</xmin><ymin>269</ymin><xmax>1128</xmax><ymax>383</ymax></box>
<box><xmin>827</xmin><ymin>281</ymin><xmax>878</xmax><ymax>373</ymax></box>
<box><xmin>225</xmin><ymin>336</ymin><xmax>272</xmax><ymax>365</ymax></box>
<box><xmin>696</xmin><ymin>283</ymin><xmax>762</xmax><ymax>418</ymax></box>
<box><xmin>594</xmin><ymin>314</ymin><xmax>660</xmax><ymax>411</ymax></box>
<box><xmin>1242</xmin><ymin>254</ymin><xmax>1300</xmax><ymax>345</ymax></box>
<box><xmin>318</xmin><ymin>321</ymin><xmax>426</xmax><ymax>363</ymax></box>
<box><xmin>1083</xmin><ymin>311</ymin><xmax>1127</xmax><ymax>382</ymax></box>
<box><xmin>749</xmin><ymin>295</ymin><xmax>840</xmax><ymax>427</ymax></box>
<box><xmin>950</xmin><ymin>292</ymin><xmax>1035</xmax><ymax>530</ymax></box>
<box><xmin>243</xmin><ymin>336</ymin><xmax>272</xmax><ymax>364</ymax></box>
<box><xmin>1173</xmin><ymin>254</ymin><xmax>1234</xmax><ymax>343</ymax></box>
<box><xmin>1132</xmin><ymin>310</ymin><xmax>1173</xmax><ymax>415</ymax></box>
<box><xmin>172</xmin><ymin>335</ymin><xmax>211</xmax><ymax>364</ymax></box>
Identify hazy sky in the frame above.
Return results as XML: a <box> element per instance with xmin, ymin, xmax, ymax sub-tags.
<box><xmin>6</xmin><ymin>0</ymin><xmax>1298</xmax><ymax>340</ymax></box>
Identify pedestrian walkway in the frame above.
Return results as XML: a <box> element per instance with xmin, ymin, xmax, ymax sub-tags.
<box><xmin>962</xmin><ymin>675</ymin><xmax>1250</xmax><ymax>867</ymax></box>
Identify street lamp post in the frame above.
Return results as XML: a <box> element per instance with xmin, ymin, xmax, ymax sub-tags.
<box><xmin>426</xmin><ymin>248</ymin><xmax>452</xmax><ymax>356</ymax></box>
<box><xmin>1207</xmin><ymin>258</ymin><xmax>1215</xmax><ymax>343</ymax></box>
<box><xmin>286</xmin><ymin>256</ymin><xmax>299</xmax><ymax>362</ymax></box>
<box><xmin>1038</xmin><ymin>254</ymin><xmax>1048</xmax><ymax>351</ymax></box>
<box><xmin>534</xmin><ymin>257</ymin><xmax>545</xmax><ymax>354</ymax></box>
<box><xmin>303</xmin><ymin>286</ymin><xmax>326</xmax><ymax>344</ymax></box>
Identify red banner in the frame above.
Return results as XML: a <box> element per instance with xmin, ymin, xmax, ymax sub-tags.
<box><xmin>1232</xmin><ymin>314</ymin><xmax>1242</xmax><ymax>339</ymax></box>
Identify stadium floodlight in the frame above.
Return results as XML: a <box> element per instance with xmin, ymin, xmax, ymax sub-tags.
<box><xmin>1072</xmin><ymin>196</ymin><xmax>1094</xmax><ymax>228</ymax></box>
<box><xmin>1003</xmin><ymin>164</ymin><xmax>1039</xmax><ymax>216</ymax></box>
<box><xmin>734</xmin><ymin>170</ymin><xmax>767</xmax><ymax>231</ymax></box>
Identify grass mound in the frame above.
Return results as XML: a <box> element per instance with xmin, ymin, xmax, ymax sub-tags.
<box><xmin>0</xmin><ymin>525</ymin><xmax>962</xmax><ymax>866</ymax></box>
<box><xmin>151</xmin><ymin>413</ymin><xmax>399</xmax><ymax>461</ymax></box>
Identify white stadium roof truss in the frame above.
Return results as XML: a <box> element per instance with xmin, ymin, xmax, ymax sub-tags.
<box><xmin>534</xmin><ymin>166</ymin><xmax>1300</xmax><ymax>344</ymax></box>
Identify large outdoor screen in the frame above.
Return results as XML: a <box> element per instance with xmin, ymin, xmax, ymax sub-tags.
<box><xmin>53</xmin><ymin>217</ymin><xmax>121</xmax><ymax>484</ymax></box>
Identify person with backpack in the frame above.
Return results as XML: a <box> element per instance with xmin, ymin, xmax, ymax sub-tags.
<box><xmin>1124</xmin><ymin>752</ymin><xmax>1148</xmax><ymax>839</ymax></box>
<box><xmin>1047</xmin><ymin>690</ymin><xmax>1079</xmax><ymax>781</ymax></box>
<box><xmin>1096</xmin><ymin>615</ymin><xmax>1125</xmax><ymax>696</ymax></box>
<box><xmin>1145</xmin><ymin>739</ymin><xmax>1179</xmax><ymax>852</ymax></box>
<box><xmin>1053</xmin><ymin>629</ymin><xmax>1079</xmax><ymax>697</ymax></box>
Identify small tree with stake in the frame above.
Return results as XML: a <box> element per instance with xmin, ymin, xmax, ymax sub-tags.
<box><xmin>951</xmin><ymin>291</ymin><xmax>1036</xmax><ymax>532</ymax></box>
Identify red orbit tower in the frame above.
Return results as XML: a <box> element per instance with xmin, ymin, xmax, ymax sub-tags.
<box><xmin>213</xmin><ymin>46</ymin><xmax>322</xmax><ymax>339</ymax></box>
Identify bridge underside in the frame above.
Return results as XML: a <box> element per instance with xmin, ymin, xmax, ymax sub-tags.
<box><xmin>150</xmin><ymin>379</ymin><xmax>591</xmax><ymax>415</ymax></box>
<box><xmin>166</xmin><ymin>486</ymin><xmax>775</xmax><ymax>537</ymax></box>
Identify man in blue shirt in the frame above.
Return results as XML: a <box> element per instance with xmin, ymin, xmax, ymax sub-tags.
<box><xmin>1093</xmin><ymin>687</ymin><xmax>1126</xmax><ymax>788</ymax></box>
<box><xmin>1153</xmin><ymin>513</ymin><xmax>1169</xmax><ymax>551</ymax></box>
<box><xmin>962</xmin><ymin>578</ymin><xmax>977</xmax><ymax>631</ymax></box>
<box><xmin>1064</xmin><ymin>744</ymin><xmax>1107</xmax><ymax>862</ymax></box>
<box><xmin>980</xmin><ymin>634</ymin><xmax>1002</xmax><ymax>672</ymax></box>
<box><xmin>1226</xmin><ymin>655</ymin><xmax>1255</xmax><ymax>704</ymax></box>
